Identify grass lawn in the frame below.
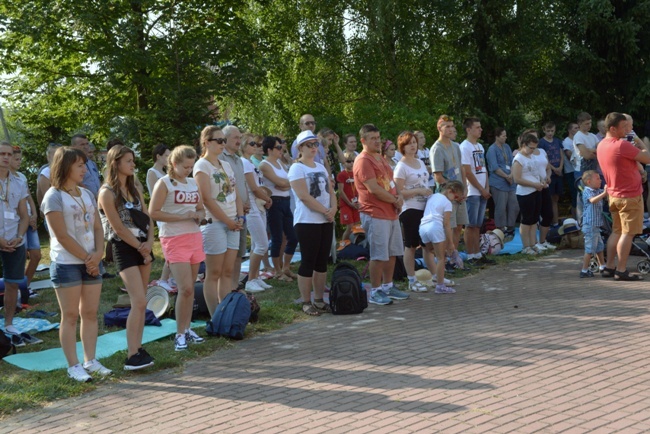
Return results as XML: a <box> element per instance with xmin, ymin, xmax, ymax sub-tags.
<box><xmin>0</xmin><ymin>237</ymin><xmax>549</xmax><ymax>419</ymax></box>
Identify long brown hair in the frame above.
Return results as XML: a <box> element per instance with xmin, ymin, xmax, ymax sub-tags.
<box><xmin>50</xmin><ymin>147</ymin><xmax>87</xmax><ymax>190</ymax></box>
<box><xmin>105</xmin><ymin>145</ymin><xmax>138</xmax><ymax>207</ymax></box>
<box><xmin>199</xmin><ymin>125</ymin><xmax>222</xmax><ymax>157</ymax></box>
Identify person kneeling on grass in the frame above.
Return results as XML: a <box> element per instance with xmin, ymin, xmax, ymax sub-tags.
<box><xmin>419</xmin><ymin>180</ymin><xmax>465</xmax><ymax>294</ymax></box>
<box><xmin>580</xmin><ymin>170</ymin><xmax>607</xmax><ymax>278</ymax></box>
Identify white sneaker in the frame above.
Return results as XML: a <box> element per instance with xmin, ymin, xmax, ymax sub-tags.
<box><xmin>522</xmin><ymin>247</ymin><xmax>538</xmax><ymax>255</ymax></box>
<box><xmin>542</xmin><ymin>241</ymin><xmax>557</xmax><ymax>250</ymax></box>
<box><xmin>67</xmin><ymin>364</ymin><xmax>92</xmax><ymax>382</ymax></box>
<box><xmin>408</xmin><ymin>281</ymin><xmax>428</xmax><ymax>292</ymax></box>
<box><xmin>255</xmin><ymin>278</ymin><xmax>272</xmax><ymax>289</ymax></box>
<box><xmin>245</xmin><ymin>279</ymin><xmax>265</xmax><ymax>293</ymax></box>
<box><xmin>534</xmin><ymin>243</ymin><xmax>547</xmax><ymax>252</ymax></box>
<box><xmin>432</xmin><ymin>276</ymin><xmax>456</xmax><ymax>287</ymax></box>
<box><xmin>83</xmin><ymin>359</ymin><xmax>113</xmax><ymax>376</ymax></box>
<box><xmin>175</xmin><ymin>333</ymin><xmax>188</xmax><ymax>351</ymax></box>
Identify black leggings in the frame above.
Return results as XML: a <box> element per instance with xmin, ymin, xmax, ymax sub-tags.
<box><xmin>294</xmin><ymin>223</ymin><xmax>333</xmax><ymax>277</ymax></box>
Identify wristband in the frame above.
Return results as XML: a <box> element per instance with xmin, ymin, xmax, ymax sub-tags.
<box><xmin>237</xmin><ymin>215</ymin><xmax>246</xmax><ymax>223</ymax></box>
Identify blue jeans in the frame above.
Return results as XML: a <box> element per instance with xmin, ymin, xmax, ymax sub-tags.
<box><xmin>466</xmin><ymin>195</ymin><xmax>487</xmax><ymax>227</ymax></box>
<box><xmin>267</xmin><ymin>196</ymin><xmax>298</xmax><ymax>258</ymax></box>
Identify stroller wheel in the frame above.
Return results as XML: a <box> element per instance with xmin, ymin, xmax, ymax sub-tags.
<box><xmin>637</xmin><ymin>260</ymin><xmax>650</xmax><ymax>274</ymax></box>
<box><xmin>588</xmin><ymin>258</ymin><xmax>600</xmax><ymax>273</ymax></box>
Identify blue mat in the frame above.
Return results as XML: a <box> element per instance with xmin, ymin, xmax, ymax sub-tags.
<box><xmin>3</xmin><ymin>319</ymin><xmax>200</xmax><ymax>372</ymax></box>
<box><xmin>499</xmin><ymin>227</ymin><xmax>523</xmax><ymax>255</ymax></box>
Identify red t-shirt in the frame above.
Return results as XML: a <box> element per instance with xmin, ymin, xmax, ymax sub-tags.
<box><xmin>597</xmin><ymin>137</ymin><xmax>642</xmax><ymax>198</ymax></box>
<box><xmin>336</xmin><ymin>169</ymin><xmax>357</xmax><ymax>207</ymax></box>
<box><xmin>353</xmin><ymin>151</ymin><xmax>398</xmax><ymax>220</ymax></box>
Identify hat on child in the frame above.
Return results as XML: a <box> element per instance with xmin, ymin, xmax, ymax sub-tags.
<box><xmin>559</xmin><ymin>218</ymin><xmax>580</xmax><ymax>235</ymax></box>
<box><xmin>491</xmin><ymin>229</ymin><xmax>505</xmax><ymax>246</ymax></box>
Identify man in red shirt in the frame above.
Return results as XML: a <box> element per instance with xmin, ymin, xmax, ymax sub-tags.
<box><xmin>597</xmin><ymin>112</ymin><xmax>650</xmax><ymax>281</ymax></box>
<box><xmin>354</xmin><ymin>124</ymin><xmax>409</xmax><ymax>305</ymax></box>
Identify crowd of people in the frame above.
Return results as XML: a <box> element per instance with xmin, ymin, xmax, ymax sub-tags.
<box><xmin>1</xmin><ymin>110</ymin><xmax>648</xmax><ymax>382</ymax></box>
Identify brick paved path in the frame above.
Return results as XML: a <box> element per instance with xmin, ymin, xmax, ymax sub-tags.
<box><xmin>4</xmin><ymin>250</ymin><xmax>650</xmax><ymax>433</ymax></box>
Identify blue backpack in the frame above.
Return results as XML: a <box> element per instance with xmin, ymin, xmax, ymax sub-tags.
<box><xmin>206</xmin><ymin>291</ymin><xmax>251</xmax><ymax>340</ymax></box>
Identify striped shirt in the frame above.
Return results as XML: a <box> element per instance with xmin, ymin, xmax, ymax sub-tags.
<box><xmin>582</xmin><ymin>186</ymin><xmax>603</xmax><ymax>228</ymax></box>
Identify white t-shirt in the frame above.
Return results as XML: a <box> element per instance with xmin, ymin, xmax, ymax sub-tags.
<box><xmin>260</xmin><ymin>160</ymin><xmax>290</xmax><ymax>197</ymax></box>
<box><xmin>193</xmin><ymin>157</ymin><xmax>237</xmax><ymax>220</ymax></box>
<box><xmin>460</xmin><ymin>140</ymin><xmax>487</xmax><ymax>196</ymax></box>
<box><xmin>242</xmin><ymin>157</ymin><xmax>263</xmax><ymax>215</ymax></box>
<box><xmin>534</xmin><ymin>148</ymin><xmax>549</xmax><ymax>181</ymax></box>
<box><xmin>573</xmin><ymin>131</ymin><xmax>599</xmax><ymax>171</ymax></box>
<box><xmin>420</xmin><ymin>192</ymin><xmax>452</xmax><ymax>226</ymax></box>
<box><xmin>42</xmin><ymin>187</ymin><xmax>97</xmax><ymax>264</ymax></box>
<box><xmin>393</xmin><ymin>160</ymin><xmax>429</xmax><ymax>213</ymax></box>
<box><xmin>146</xmin><ymin>167</ymin><xmax>165</xmax><ymax>196</ymax></box>
<box><xmin>40</xmin><ymin>166</ymin><xmax>51</xmax><ymax>180</ymax></box>
<box><xmin>562</xmin><ymin>137</ymin><xmax>575</xmax><ymax>173</ymax></box>
<box><xmin>16</xmin><ymin>172</ymin><xmax>32</xmax><ymax>216</ymax></box>
<box><xmin>513</xmin><ymin>152</ymin><xmax>542</xmax><ymax>196</ymax></box>
<box><xmin>287</xmin><ymin>162</ymin><xmax>330</xmax><ymax>225</ymax></box>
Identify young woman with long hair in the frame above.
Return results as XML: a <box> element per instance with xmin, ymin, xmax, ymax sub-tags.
<box><xmin>98</xmin><ymin>145</ymin><xmax>155</xmax><ymax>370</ymax></box>
<box><xmin>149</xmin><ymin>145</ymin><xmax>206</xmax><ymax>351</ymax></box>
<box><xmin>194</xmin><ymin>126</ymin><xmax>244</xmax><ymax>313</ymax></box>
<box><xmin>42</xmin><ymin>147</ymin><xmax>110</xmax><ymax>382</ymax></box>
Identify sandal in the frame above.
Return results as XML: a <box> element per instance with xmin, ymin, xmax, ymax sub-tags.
<box><xmin>302</xmin><ymin>303</ymin><xmax>321</xmax><ymax>316</ymax></box>
<box><xmin>276</xmin><ymin>274</ymin><xmax>293</xmax><ymax>282</ymax></box>
<box><xmin>615</xmin><ymin>270</ymin><xmax>643</xmax><ymax>281</ymax></box>
<box><xmin>283</xmin><ymin>269</ymin><xmax>298</xmax><ymax>279</ymax></box>
<box><xmin>313</xmin><ymin>299</ymin><xmax>332</xmax><ymax>313</ymax></box>
<box><xmin>601</xmin><ymin>267</ymin><xmax>615</xmax><ymax>278</ymax></box>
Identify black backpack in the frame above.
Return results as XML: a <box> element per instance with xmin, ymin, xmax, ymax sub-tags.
<box><xmin>1</xmin><ymin>333</ymin><xmax>16</xmax><ymax>359</ymax></box>
<box><xmin>329</xmin><ymin>262</ymin><xmax>367</xmax><ymax>315</ymax></box>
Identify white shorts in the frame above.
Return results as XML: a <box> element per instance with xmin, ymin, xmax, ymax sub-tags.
<box><xmin>419</xmin><ymin>221</ymin><xmax>445</xmax><ymax>244</ymax></box>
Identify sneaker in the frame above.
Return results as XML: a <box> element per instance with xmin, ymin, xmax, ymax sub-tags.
<box><xmin>534</xmin><ymin>243</ymin><xmax>547</xmax><ymax>252</ymax></box>
<box><xmin>408</xmin><ymin>280</ymin><xmax>428</xmax><ymax>292</ymax></box>
<box><xmin>579</xmin><ymin>270</ymin><xmax>594</xmax><ymax>278</ymax></box>
<box><xmin>431</xmin><ymin>277</ymin><xmax>456</xmax><ymax>287</ymax></box>
<box><xmin>368</xmin><ymin>291</ymin><xmax>393</xmax><ymax>305</ymax></box>
<box><xmin>245</xmin><ymin>279</ymin><xmax>265</xmax><ymax>293</ymax></box>
<box><xmin>384</xmin><ymin>286</ymin><xmax>409</xmax><ymax>300</ymax></box>
<box><xmin>255</xmin><ymin>278</ymin><xmax>272</xmax><ymax>289</ymax></box>
<box><xmin>83</xmin><ymin>359</ymin><xmax>113</xmax><ymax>376</ymax></box>
<box><xmin>522</xmin><ymin>247</ymin><xmax>538</xmax><ymax>255</ymax></box>
<box><xmin>185</xmin><ymin>329</ymin><xmax>205</xmax><ymax>344</ymax></box>
<box><xmin>20</xmin><ymin>332</ymin><xmax>43</xmax><ymax>345</ymax></box>
<box><xmin>7</xmin><ymin>333</ymin><xmax>25</xmax><ymax>347</ymax></box>
<box><xmin>435</xmin><ymin>284</ymin><xmax>456</xmax><ymax>294</ymax></box>
<box><xmin>174</xmin><ymin>333</ymin><xmax>188</xmax><ymax>351</ymax></box>
<box><xmin>124</xmin><ymin>351</ymin><xmax>155</xmax><ymax>371</ymax></box>
<box><xmin>157</xmin><ymin>280</ymin><xmax>174</xmax><ymax>292</ymax></box>
<box><xmin>67</xmin><ymin>364</ymin><xmax>92</xmax><ymax>382</ymax></box>
<box><xmin>541</xmin><ymin>241</ymin><xmax>557</xmax><ymax>250</ymax></box>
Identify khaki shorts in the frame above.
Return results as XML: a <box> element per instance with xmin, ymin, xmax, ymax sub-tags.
<box><xmin>609</xmin><ymin>195</ymin><xmax>643</xmax><ymax>235</ymax></box>
<box><xmin>451</xmin><ymin>200</ymin><xmax>469</xmax><ymax>229</ymax></box>
<box><xmin>360</xmin><ymin>213</ymin><xmax>404</xmax><ymax>261</ymax></box>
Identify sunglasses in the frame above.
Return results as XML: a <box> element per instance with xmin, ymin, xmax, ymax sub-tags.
<box><xmin>345</xmin><ymin>160</ymin><xmax>355</xmax><ymax>163</ymax></box>
<box><xmin>207</xmin><ymin>138</ymin><xmax>226</xmax><ymax>144</ymax></box>
<box><xmin>273</xmin><ymin>145</ymin><xmax>283</xmax><ymax>151</ymax></box>
<box><xmin>248</xmin><ymin>141</ymin><xmax>261</xmax><ymax>147</ymax></box>
<box><xmin>301</xmin><ymin>142</ymin><xmax>318</xmax><ymax>149</ymax></box>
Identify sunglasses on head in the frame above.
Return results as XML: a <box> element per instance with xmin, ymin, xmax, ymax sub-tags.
<box><xmin>278</xmin><ymin>139</ymin><xmax>286</xmax><ymax>144</ymax></box>
<box><xmin>207</xmin><ymin>138</ymin><xmax>226</xmax><ymax>144</ymax></box>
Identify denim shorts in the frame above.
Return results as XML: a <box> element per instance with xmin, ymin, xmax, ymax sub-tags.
<box><xmin>0</xmin><ymin>245</ymin><xmax>26</xmax><ymax>283</ymax></box>
<box><xmin>25</xmin><ymin>226</ymin><xmax>40</xmax><ymax>250</ymax></box>
<box><xmin>465</xmin><ymin>195</ymin><xmax>487</xmax><ymax>227</ymax></box>
<box><xmin>583</xmin><ymin>225</ymin><xmax>603</xmax><ymax>255</ymax></box>
<box><xmin>201</xmin><ymin>220</ymin><xmax>240</xmax><ymax>255</ymax></box>
<box><xmin>50</xmin><ymin>262</ymin><xmax>104</xmax><ymax>288</ymax></box>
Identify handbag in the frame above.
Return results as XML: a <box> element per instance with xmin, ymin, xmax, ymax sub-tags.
<box><xmin>128</xmin><ymin>208</ymin><xmax>151</xmax><ymax>234</ymax></box>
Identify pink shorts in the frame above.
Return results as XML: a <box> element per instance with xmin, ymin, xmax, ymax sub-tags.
<box><xmin>160</xmin><ymin>232</ymin><xmax>206</xmax><ymax>265</ymax></box>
